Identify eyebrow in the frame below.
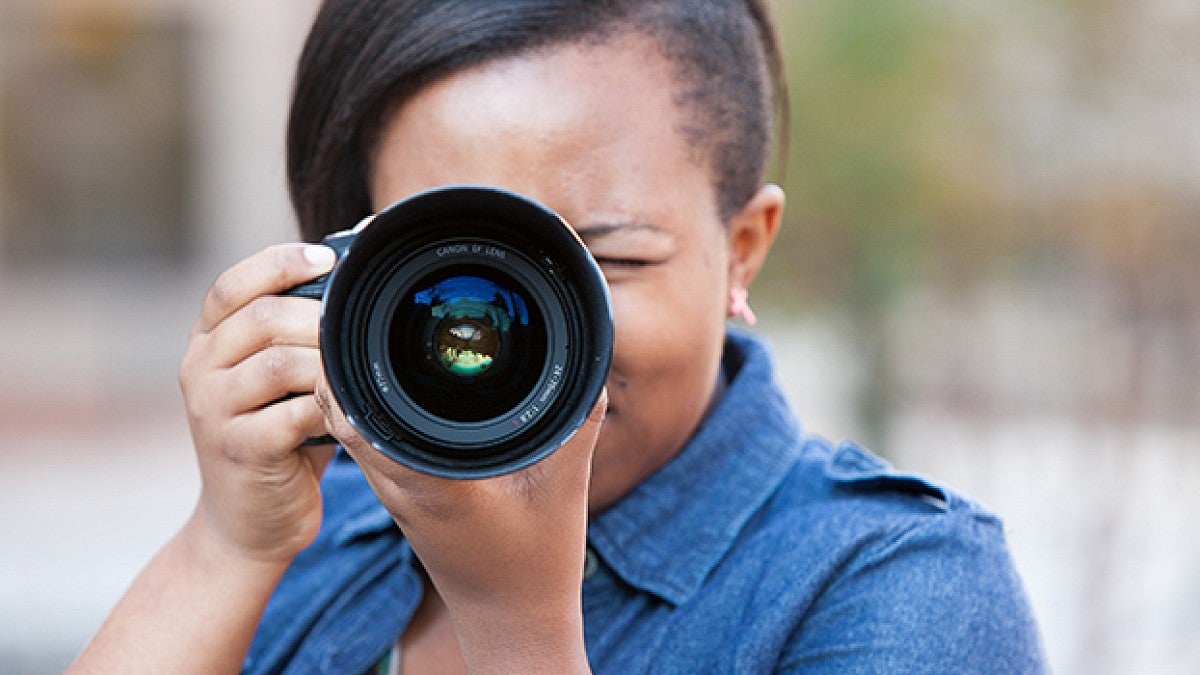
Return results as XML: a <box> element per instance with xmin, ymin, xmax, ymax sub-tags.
<box><xmin>574</xmin><ymin>220</ymin><xmax>671</xmax><ymax>238</ymax></box>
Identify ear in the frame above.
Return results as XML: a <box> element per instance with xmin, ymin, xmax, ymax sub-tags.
<box><xmin>727</xmin><ymin>184</ymin><xmax>784</xmax><ymax>290</ymax></box>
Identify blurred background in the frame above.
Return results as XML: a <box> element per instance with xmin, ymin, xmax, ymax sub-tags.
<box><xmin>0</xmin><ymin>0</ymin><xmax>1196</xmax><ymax>672</ymax></box>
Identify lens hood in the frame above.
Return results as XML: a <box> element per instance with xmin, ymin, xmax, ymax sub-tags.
<box><xmin>287</xmin><ymin>185</ymin><xmax>612</xmax><ymax>478</ymax></box>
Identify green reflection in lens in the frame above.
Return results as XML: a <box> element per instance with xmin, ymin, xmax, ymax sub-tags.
<box><xmin>437</xmin><ymin>317</ymin><xmax>498</xmax><ymax>375</ymax></box>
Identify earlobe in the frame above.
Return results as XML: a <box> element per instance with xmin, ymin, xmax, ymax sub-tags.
<box><xmin>728</xmin><ymin>287</ymin><xmax>758</xmax><ymax>325</ymax></box>
<box><xmin>727</xmin><ymin>183</ymin><xmax>785</xmax><ymax>290</ymax></box>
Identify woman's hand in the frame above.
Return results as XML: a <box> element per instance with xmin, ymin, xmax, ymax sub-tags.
<box><xmin>180</xmin><ymin>243</ymin><xmax>337</xmax><ymax>563</ymax></box>
<box><xmin>317</xmin><ymin>377</ymin><xmax>605</xmax><ymax>674</ymax></box>
<box><xmin>70</xmin><ymin>244</ymin><xmax>339</xmax><ymax>674</ymax></box>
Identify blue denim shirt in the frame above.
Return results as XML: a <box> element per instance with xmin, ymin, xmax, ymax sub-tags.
<box><xmin>245</xmin><ymin>331</ymin><xmax>1047</xmax><ymax>674</ymax></box>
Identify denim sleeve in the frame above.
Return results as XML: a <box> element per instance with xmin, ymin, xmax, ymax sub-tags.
<box><xmin>776</xmin><ymin>507</ymin><xmax>1048</xmax><ymax>674</ymax></box>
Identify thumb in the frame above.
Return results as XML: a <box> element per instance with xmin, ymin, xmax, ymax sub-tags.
<box><xmin>300</xmin><ymin>442</ymin><xmax>337</xmax><ymax>478</ymax></box>
<box><xmin>555</xmin><ymin>388</ymin><xmax>608</xmax><ymax>465</ymax></box>
<box><xmin>516</xmin><ymin>388</ymin><xmax>607</xmax><ymax>498</ymax></box>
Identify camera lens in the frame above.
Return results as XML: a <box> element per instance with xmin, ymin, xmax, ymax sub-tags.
<box><xmin>387</xmin><ymin>267</ymin><xmax>547</xmax><ymax>424</ymax></box>
<box><xmin>313</xmin><ymin>185</ymin><xmax>612</xmax><ymax>478</ymax></box>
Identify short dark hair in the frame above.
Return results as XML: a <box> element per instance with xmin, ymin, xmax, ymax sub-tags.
<box><xmin>287</xmin><ymin>0</ymin><xmax>788</xmax><ymax>242</ymax></box>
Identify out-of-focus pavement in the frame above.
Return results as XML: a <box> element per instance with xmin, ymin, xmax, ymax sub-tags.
<box><xmin>0</xmin><ymin>270</ymin><xmax>203</xmax><ymax>673</ymax></box>
<box><xmin>0</xmin><ymin>398</ymin><xmax>197</xmax><ymax>672</ymax></box>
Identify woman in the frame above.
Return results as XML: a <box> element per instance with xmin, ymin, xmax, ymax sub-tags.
<box><xmin>72</xmin><ymin>1</ymin><xmax>1047</xmax><ymax>673</ymax></box>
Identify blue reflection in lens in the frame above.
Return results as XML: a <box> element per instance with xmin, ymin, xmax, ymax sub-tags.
<box><xmin>413</xmin><ymin>276</ymin><xmax>530</xmax><ymax>326</ymax></box>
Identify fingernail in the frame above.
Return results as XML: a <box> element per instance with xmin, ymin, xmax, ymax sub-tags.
<box><xmin>304</xmin><ymin>245</ymin><xmax>335</xmax><ymax>268</ymax></box>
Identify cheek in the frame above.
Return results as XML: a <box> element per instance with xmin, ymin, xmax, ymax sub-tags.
<box><xmin>605</xmin><ymin>274</ymin><xmax>727</xmax><ymax>386</ymax></box>
<box><xmin>603</xmin><ymin>231</ymin><xmax>731</xmax><ymax>394</ymax></box>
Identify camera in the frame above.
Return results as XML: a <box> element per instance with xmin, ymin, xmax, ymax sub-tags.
<box><xmin>286</xmin><ymin>185</ymin><xmax>613</xmax><ymax>478</ymax></box>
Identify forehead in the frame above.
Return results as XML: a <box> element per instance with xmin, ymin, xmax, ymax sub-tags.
<box><xmin>367</xmin><ymin>33</ymin><xmax>713</xmax><ymax>221</ymax></box>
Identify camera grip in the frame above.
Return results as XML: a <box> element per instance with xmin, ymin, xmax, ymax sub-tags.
<box><xmin>279</xmin><ymin>230</ymin><xmax>358</xmax><ymax>448</ymax></box>
<box><xmin>281</xmin><ymin>229</ymin><xmax>357</xmax><ymax>300</ymax></box>
<box><xmin>283</xmin><ymin>275</ymin><xmax>328</xmax><ymax>301</ymax></box>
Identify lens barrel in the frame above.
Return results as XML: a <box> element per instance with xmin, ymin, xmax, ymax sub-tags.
<box><xmin>289</xmin><ymin>186</ymin><xmax>612</xmax><ymax>478</ymax></box>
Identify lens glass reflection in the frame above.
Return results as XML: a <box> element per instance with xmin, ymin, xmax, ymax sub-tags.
<box><xmin>437</xmin><ymin>319</ymin><xmax>496</xmax><ymax>374</ymax></box>
<box><xmin>389</xmin><ymin>266</ymin><xmax>546</xmax><ymax>423</ymax></box>
<box><xmin>417</xmin><ymin>275</ymin><xmax>526</xmax><ymax>376</ymax></box>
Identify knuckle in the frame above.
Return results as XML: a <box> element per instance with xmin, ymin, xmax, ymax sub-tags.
<box><xmin>248</xmin><ymin>296</ymin><xmax>279</xmax><ymax>326</ymax></box>
<box><xmin>267</xmin><ymin>244</ymin><xmax>299</xmax><ymax>281</ymax></box>
<box><xmin>210</xmin><ymin>269</ymin><xmax>239</xmax><ymax>310</ymax></box>
<box><xmin>179</xmin><ymin>334</ymin><xmax>204</xmax><ymax>372</ymax></box>
<box><xmin>178</xmin><ymin>365</ymin><xmax>206</xmax><ymax>410</ymax></box>
<box><xmin>260</xmin><ymin>346</ymin><xmax>294</xmax><ymax>382</ymax></box>
<box><xmin>179</xmin><ymin>339</ymin><xmax>216</xmax><ymax>398</ymax></box>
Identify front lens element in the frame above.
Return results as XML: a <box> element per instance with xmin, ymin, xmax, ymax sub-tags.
<box><xmin>389</xmin><ymin>267</ymin><xmax>546</xmax><ymax>424</ymax></box>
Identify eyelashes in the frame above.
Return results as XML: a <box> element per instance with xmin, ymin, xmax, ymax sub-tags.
<box><xmin>594</xmin><ymin>257</ymin><xmax>653</xmax><ymax>268</ymax></box>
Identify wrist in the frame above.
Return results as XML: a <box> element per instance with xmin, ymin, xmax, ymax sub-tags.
<box><xmin>181</xmin><ymin>507</ymin><xmax>296</xmax><ymax>580</ymax></box>
<box><xmin>190</xmin><ymin>481</ymin><xmax>322</xmax><ymax>565</ymax></box>
<box><xmin>449</xmin><ymin>600</ymin><xmax>589</xmax><ymax>675</ymax></box>
<box><xmin>69</xmin><ymin>511</ymin><xmax>295</xmax><ymax>673</ymax></box>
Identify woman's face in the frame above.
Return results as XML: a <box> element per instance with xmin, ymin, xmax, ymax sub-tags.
<box><xmin>369</xmin><ymin>34</ymin><xmax>779</xmax><ymax>512</ymax></box>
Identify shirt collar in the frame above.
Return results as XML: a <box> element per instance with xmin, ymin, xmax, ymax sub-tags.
<box><xmin>587</xmin><ymin>330</ymin><xmax>802</xmax><ymax>606</ymax></box>
<box><xmin>321</xmin><ymin>449</ymin><xmax>404</xmax><ymax>546</ymax></box>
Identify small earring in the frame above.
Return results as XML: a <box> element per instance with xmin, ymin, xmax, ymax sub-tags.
<box><xmin>728</xmin><ymin>287</ymin><xmax>757</xmax><ymax>326</ymax></box>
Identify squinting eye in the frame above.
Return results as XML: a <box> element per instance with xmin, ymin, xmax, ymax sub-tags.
<box><xmin>595</xmin><ymin>257</ymin><xmax>651</xmax><ymax>268</ymax></box>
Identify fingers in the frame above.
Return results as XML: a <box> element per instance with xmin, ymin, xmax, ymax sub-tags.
<box><xmin>197</xmin><ymin>244</ymin><xmax>334</xmax><ymax>334</ymax></box>
<box><xmin>178</xmin><ymin>244</ymin><xmax>338</xmax><ymax>564</ymax></box>
<box><xmin>221</xmin><ymin>394</ymin><xmax>329</xmax><ymax>466</ymax></box>
<box><xmin>512</xmin><ymin>388</ymin><xmax>607</xmax><ymax>499</ymax></box>
<box><xmin>203</xmin><ymin>297</ymin><xmax>322</xmax><ymax>369</ymax></box>
<box><xmin>534</xmin><ymin>389</ymin><xmax>608</xmax><ymax>469</ymax></box>
<box><xmin>181</xmin><ymin>242</ymin><xmax>330</xmax><ymax>427</ymax></box>
<box><xmin>177</xmin><ymin>241</ymin><xmax>331</xmax><ymax>461</ymax></box>
<box><xmin>222</xmin><ymin>345</ymin><xmax>324</xmax><ymax>412</ymax></box>
<box><xmin>322</xmin><ymin>381</ymin><xmax>608</xmax><ymax>486</ymax></box>
<box><xmin>331</xmin><ymin>386</ymin><xmax>608</xmax><ymax>526</ymax></box>
<box><xmin>186</xmin><ymin>350</ymin><xmax>327</xmax><ymax>458</ymax></box>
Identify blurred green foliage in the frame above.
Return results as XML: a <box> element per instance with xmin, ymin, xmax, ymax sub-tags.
<box><xmin>766</xmin><ymin>0</ymin><xmax>993</xmax><ymax>309</ymax></box>
<box><xmin>761</xmin><ymin>0</ymin><xmax>1200</xmax><ymax>443</ymax></box>
<box><xmin>765</xmin><ymin>0</ymin><xmax>1197</xmax><ymax>308</ymax></box>
<box><xmin>764</xmin><ymin>0</ymin><xmax>971</xmax><ymax>441</ymax></box>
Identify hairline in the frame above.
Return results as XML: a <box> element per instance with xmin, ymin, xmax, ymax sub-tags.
<box><xmin>288</xmin><ymin>1</ymin><xmax>785</xmax><ymax>241</ymax></box>
<box><xmin>361</xmin><ymin>27</ymin><xmax>720</xmax><ymax>214</ymax></box>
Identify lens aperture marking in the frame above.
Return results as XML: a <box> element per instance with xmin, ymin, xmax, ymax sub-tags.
<box><xmin>371</xmin><ymin>361</ymin><xmax>391</xmax><ymax>393</ymax></box>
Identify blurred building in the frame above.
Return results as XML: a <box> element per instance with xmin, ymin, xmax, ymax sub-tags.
<box><xmin>0</xmin><ymin>1</ymin><xmax>317</xmax><ymax>671</ymax></box>
<box><xmin>0</xmin><ymin>0</ymin><xmax>317</xmax><ymax>404</ymax></box>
